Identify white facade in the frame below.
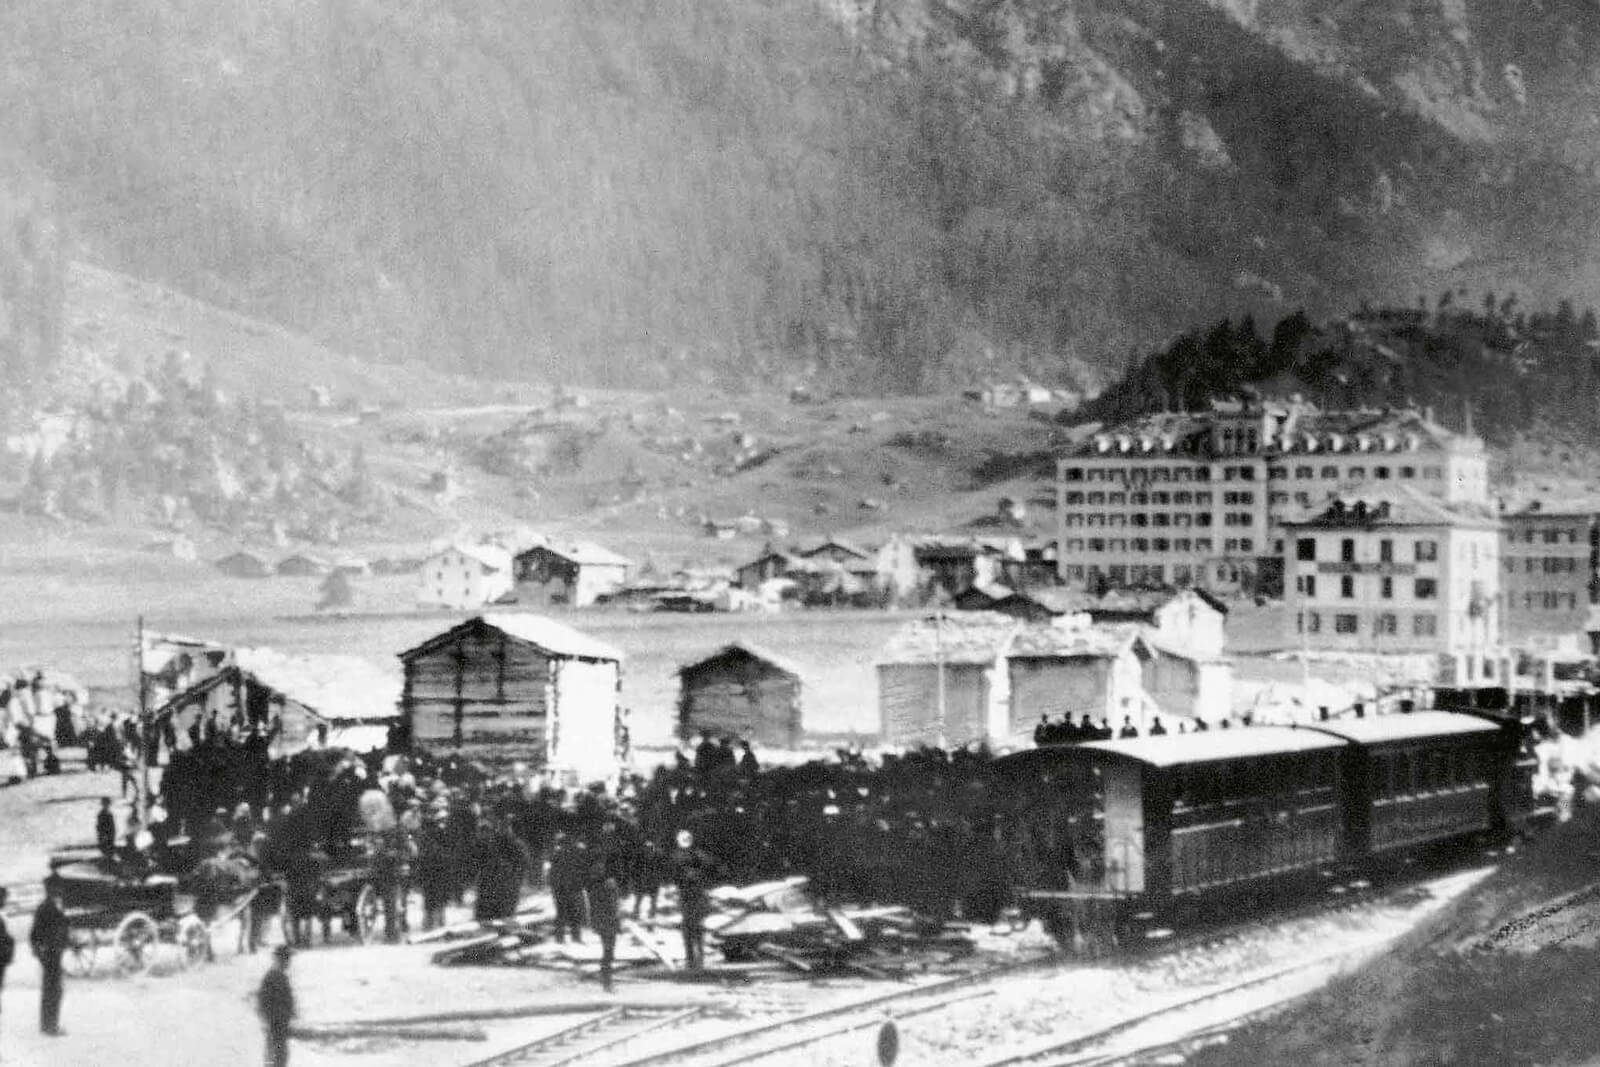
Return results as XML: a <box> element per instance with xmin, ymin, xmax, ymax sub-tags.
<box><xmin>418</xmin><ymin>545</ymin><xmax>514</xmax><ymax>610</ymax></box>
<box><xmin>1282</xmin><ymin>495</ymin><xmax>1501</xmax><ymax>681</ymax></box>
<box><xmin>1055</xmin><ymin>402</ymin><xmax>1489</xmax><ymax>594</ymax></box>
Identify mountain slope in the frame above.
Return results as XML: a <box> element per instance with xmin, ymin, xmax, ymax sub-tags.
<box><xmin>0</xmin><ymin>0</ymin><xmax>1597</xmax><ymax>392</ymax></box>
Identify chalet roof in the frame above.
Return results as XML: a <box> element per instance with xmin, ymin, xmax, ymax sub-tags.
<box><xmin>398</xmin><ymin>614</ymin><xmax>623</xmax><ymax>663</ymax></box>
<box><xmin>795</xmin><ymin>536</ymin><xmax>872</xmax><ymax>561</ymax></box>
<box><xmin>738</xmin><ymin>549</ymin><xmax>800</xmax><ymax>570</ymax></box>
<box><xmin>1007</xmin><ymin>622</ymin><xmax>1143</xmax><ymax>660</ymax></box>
<box><xmin>1077</xmin><ymin>586</ymin><xmax>1230</xmax><ymax>618</ymax></box>
<box><xmin>1279</xmin><ymin>485</ymin><xmax>1499</xmax><ymax>530</ymax></box>
<box><xmin>876</xmin><ymin>612</ymin><xmax>1020</xmax><ymax>667</ymax></box>
<box><xmin>429</xmin><ymin>543</ymin><xmax>513</xmax><ymax>573</ymax></box>
<box><xmin>993</xmin><ymin>588</ymin><xmax>1086</xmax><ymax>616</ymax></box>
<box><xmin>518</xmin><ymin>541</ymin><xmax>632</xmax><ymax>568</ymax></box>
<box><xmin>676</xmin><ymin>641</ymin><xmax>805</xmax><ymax>681</ymax></box>
<box><xmin>155</xmin><ymin>649</ymin><xmax>401</xmax><ymax>724</ymax></box>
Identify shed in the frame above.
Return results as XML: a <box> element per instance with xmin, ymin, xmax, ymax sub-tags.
<box><xmin>154</xmin><ymin>649</ymin><xmax>400</xmax><ymax>754</ymax></box>
<box><xmin>676</xmin><ymin>642</ymin><xmax>803</xmax><ymax>749</ymax></box>
<box><xmin>396</xmin><ymin>614</ymin><xmax>624</xmax><ymax>783</ymax></box>
<box><xmin>875</xmin><ymin>613</ymin><xmax>1020</xmax><ymax>748</ymax></box>
<box><xmin>214</xmin><ymin>551</ymin><xmax>272</xmax><ymax>579</ymax></box>
<box><xmin>1006</xmin><ymin>624</ymin><xmax>1153</xmax><ymax>743</ymax></box>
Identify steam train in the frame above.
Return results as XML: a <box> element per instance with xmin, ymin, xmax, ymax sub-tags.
<box><xmin>998</xmin><ymin>707</ymin><xmax>1550</xmax><ymax>946</ymax></box>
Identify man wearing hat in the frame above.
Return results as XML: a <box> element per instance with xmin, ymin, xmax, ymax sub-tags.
<box><xmin>258</xmin><ymin>945</ymin><xmax>296</xmax><ymax>1067</ymax></box>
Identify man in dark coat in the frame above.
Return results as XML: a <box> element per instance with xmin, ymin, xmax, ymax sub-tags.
<box><xmin>30</xmin><ymin>881</ymin><xmax>69</xmax><ymax>1036</ymax></box>
<box><xmin>95</xmin><ymin>797</ymin><xmax>117</xmax><ymax>862</ymax></box>
<box><xmin>257</xmin><ymin>945</ymin><xmax>296</xmax><ymax>1067</ymax></box>
<box><xmin>0</xmin><ymin>887</ymin><xmax>14</xmax><ymax>1025</ymax></box>
<box><xmin>587</xmin><ymin>871</ymin><xmax>622</xmax><ymax>993</ymax></box>
<box><xmin>671</xmin><ymin>830</ymin><xmax>713</xmax><ymax>970</ymax></box>
<box><xmin>548</xmin><ymin>835</ymin><xmax>587</xmax><ymax>943</ymax></box>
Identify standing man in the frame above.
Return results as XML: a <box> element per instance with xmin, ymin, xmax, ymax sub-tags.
<box><xmin>587</xmin><ymin>872</ymin><xmax>622</xmax><ymax>993</ymax></box>
<box><xmin>95</xmin><ymin>798</ymin><xmax>117</xmax><ymax>863</ymax></box>
<box><xmin>257</xmin><ymin>945</ymin><xmax>295</xmax><ymax>1067</ymax></box>
<box><xmin>30</xmin><ymin>880</ymin><xmax>68</xmax><ymax>1036</ymax></box>
<box><xmin>0</xmin><ymin>887</ymin><xmax>14</xmax><ymax>1033</ymax></box>
<box><xmin>671</xmin><ymin>830</ymin><xmax>712</xmax><ymax>971</ymax></box>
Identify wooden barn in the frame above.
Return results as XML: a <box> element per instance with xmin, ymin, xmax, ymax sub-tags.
<box><xmin>675</xmin><ymin>642</ymin><xmax>803</xmax><ymax>749</ymax></box>
<box><xmin>153</xmin><ymin>648</ymin><xmax>400</xmax><ymax>755</ymax></box>
<box><xmin>875</xmin><ymin>613</ymin><xmax>1020</xmax><ymax>748</ymax></box>
<box><xmin>396</xmin><ymin>614</ymin><xmax>623</xmax><ymax>783</ymax></box>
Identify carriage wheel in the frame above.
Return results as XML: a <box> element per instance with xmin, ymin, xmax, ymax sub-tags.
<box><xmin>114</xmin><ymin>912</ymin><xmax>159</xmax><ymax>976</ymax></box>
<box><xmin>355</xmin><ymin>884</ymin><xmax>382</xmax><ymax>944</ymax></box>
<box><xmin>63</xmin><ymin>932</ymin><xmax>97</xmax><ymax>977</ymax></box>
<box><xmin>177</xmin><ymin>915</ymin><xmax>211</xmax><ymax>968</ymax></box>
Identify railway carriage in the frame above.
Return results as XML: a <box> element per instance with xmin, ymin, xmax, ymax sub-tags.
<box><xmin>999</xmin><ymin>710</ymin><xmax>1534</xmax><ymax>947</ymax></box>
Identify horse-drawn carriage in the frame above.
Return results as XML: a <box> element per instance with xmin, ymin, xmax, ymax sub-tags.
<box><xmin>46</xmin><ymin>843</ymin><xmax>279</xmax><ymax>976</ymax></box>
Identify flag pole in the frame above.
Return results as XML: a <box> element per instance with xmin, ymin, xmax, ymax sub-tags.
<box><xmin>137</xmin><ymin>615</ymin><xmax>150</xmax><ymax>811</ymax></box>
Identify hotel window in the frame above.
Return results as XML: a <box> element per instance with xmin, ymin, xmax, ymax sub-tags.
<box><xmin>1065</xmin><ymin>492</ymin><xmax>1084</xmax><ymax>505</ymax></box>
<box><xmin>1174</xmin><ymin>491</ymin><xmax>1192</xmax><ymax>505</ymax></box>
<box><xmin>1415</xmin><ymin>578</ymin><xmax>1438</xmax><ymax>599</ymax></box>
<box><xmin>1525</xmin><ymin>558</ymin><xmax>1537</xmax><ymax>573</ymax></box>
<box><xmin>1175</xmin><ymin>514</ymin><xmax>1192</xmax><ymax>527</ymax></box>
<box><xmin>1297</xmin><ymin>575</ymin><xmax>1318</xmax><ymax>596</ymax></box>
<box><xmin>1064</xmin><ymin>467</ymin><xmax>1084</xmax><ymax>481</ymax></box>
<box><xmin>1088</xmin><ymin>515</ymin><xmax>1106</xmax><ymax>527</ymax></box>
<box><xmin>1197</xmin><ymin>514</ymin><xmax>1213</xmax><ymax>527</ymax></box>
<box><xmin>1066</xmin><ymin>565</ymin><xmax>1085</xmax><ymax>580</ymax></box>
<box><xmin>1379</xmin><ymin>539</ymin><xmax>1393</xmax><ymax>563</ymax></box>
<box><xmin>1176</xmin><ymin>539</ymin><xmax>1192</xmax><ymax>552</ymax></box>
<box><xmin>1109</xmin><ymin>493</ymin><xmax>1126</xmax><ymax>505</ymax></box>
<box><xmin>1089</xmin><ymin>539</ymin><xmax>1106</xmax><ymax>552</ymax></box>
<box><xmin>1154</xmin><ymin>538</ymin><xmax>1171</xmax><ymax>551</ymax></box>
<box><xmin>1376</xmin><ymin>613</ymin><xmax>1398</xmax><ymax>635</ymax></box>
<box><xmin>1065</xmin><ymin>515</ymin><xmax>1085</xmax><ymax>528</ymax></box>
<box><xmin>1154</xmin><ymin>514</ymin><xmax>1171</xmax><ymax>528</ymax></box>
<box><xmin>1174</xmin><ymin>564</ymin><xmax>1193</xmax><ymax>585</ymax></box>
<box><xmin>1195</xmin><ymin>492</ymin><xmax>1213</xmax><ymax>505</ymax></box>
<box><xmin>1295</xmin><ymin>466</ymin><xmax>1314</xmax><ymax>478</ymax></box>
<box><xmin>1381</xmin><ymin>576</ymin><xmax>1393</xmax><ymax>599</ymax></box>
<box><xmin>1306</xmin><ymin>612</ymin><xmax>1322</xmax><ymax>634</ymax></box>
<box><xmin>1524</xmin><ymin>593</ymin><xmax>1535</xmax><ymax>610</ymax></box>
<box><xmin>1341</xmin><ymin>538</ymin><xmax>1355</xmax><ymax>563</ymax></box>
<box><xmin>1108</xmin><ymin>565</ymin><xmax>1127</xmax><ymax>583</ymax></box>
<box><xmin>1416</xmin><ymin>540</ymin><xmax>1438</xmax><ymax>562</ymax></box>
<box><xmin>1335</xmin><ymin>614</ymin><xmax>1358</xmax><ymax>634</ymax></box>
<box><xmin>1399</xmin><ymin>466</ymin><xmax>1416</xmax><ymax>478</ymax></box>
<box><xmin>1239</xmin><ymin>466</ymin><xmax>1256</xmax><ymax>480</ymax></box>
<box><xmin>1424</xmin><ymin>467</ymin><xmax>1443</xmax><ymax>479</ymax></box>
<box><xmin>1196</xmin><ymin>539</ymin><xmax>1214</xmax><ymax>552</ymax></box>
<box><xmin>1544</xmin><ymin>529</ymin><xmax>1560</xmax><ymax>544</ymax></box>
<box><xmin>1414</xmin><ymin>614</ymin><xmax>1437</xmax><ymax>636</ymax></box>
<box><xmin>1131</xmin><ymin>492</ymin><xmax>1148</xmax><ymax>505</ymax></box>
<box><xmin>1349</xmin><ymin>467</ymin><xmax>1366</xmax><ymax>480</ymax></box>
<box><xmin>1295</xmin><ymin>492</ymin><xmax>1311</xmax><ymax>506</ymax></box>
<box><xmin>1153</xmin><ymin>492</ymin><xmax>1171</xmax><ymax>505</ymax></box>
<box><xmin>1239</xmin><ymin>539</ymin><xmax>1253</xmax><ymax>552</ymax></box>
<box><xmin>1088</xmin><ymin>492</ymin><xmax>1105</xmax><ymax>505</ymax></box>
<box><xmin>1341</xmin><ymin>575</ymin><xmax>1355</xmax><ymax>598</ymax></box>
<box><xmin>1503</xmin><ymin>558</ymin><xmax>1514</xmax><ymax>574</ymax></box>
<box><xmin>1175</xmin><ymin>468</ymin><xmax>1193</xmax><ymax>482</ymax></box>
<box><xmin>1132</xmin><ymin>514</ymin><xmax>1148</xmax><ymax>527</ymax></box>
<box><xmin>1067</xmin><ymin>539</ymin><xmax>1085</xmax><ymax>551</ymax></box>
<box><xmin>1269</xmin><ymin>466</ymin><xmax>1288</xmax><ymax>480</ymax></box>
<box><xmin>1108</xmin><ymin>515</ymin><xmax>1127</xmax><ymax>528</ymax></box>
<box><xmin>1134</xmin><ymin>538</ymin><xmax>1149</xmax><ymax>552</ymax></box>
<box><xmin>1270</xmin><ymin>492</ymin><xmax>1290</xmax><ymax>504</ymax></box>
<box><xmin>1110</xmin><ymin>539</ymin><xmax>1128</xmax><ymax>552</ymax></box>
<box><xmin>1375</xmin><ymin>466</ymin><xmax>1391</xmax><ymax>479</ymax></box>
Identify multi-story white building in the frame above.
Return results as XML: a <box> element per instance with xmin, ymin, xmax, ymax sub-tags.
<box><xmin>1054</xmin><ymin>399</ymin><xmax>1488</xmax><ymax>595</ymax></box>
<box><xmin>1279</xmin><ymin>487</ymin><xmax>1501</xmax><ymax>682</ymax></box>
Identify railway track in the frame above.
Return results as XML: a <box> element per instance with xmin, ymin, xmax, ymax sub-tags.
<box><xmin>464</xmin><ymin>1007</ymin><xmax>707</xmax><ymax>1067</ymax></box>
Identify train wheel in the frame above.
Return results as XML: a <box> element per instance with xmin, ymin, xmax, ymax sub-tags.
<box><xmin>63</xmin><ymin>932</ymin><xmax>97</xmax><ymax>977</ymax></box>
<box><xmin>114</xmin><ymin>912</ymin><xmax>159</xmax><ymax>976</ymax></box>
<box><xmin>355</xmin><ymin>884</ymin><xmax>381</xmax><ymax>944</ymax></box>
<box><xmin>177</xmin><ymin>915</ymin><xmax>211</xmax><ymax>968</ymax></box>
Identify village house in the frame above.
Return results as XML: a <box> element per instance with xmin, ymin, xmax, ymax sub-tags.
<box><xmin>513</xmin><ymin>542</ymin><xmax>632</xmax><ymax>607</ymax></box>
<box><xmin>154</xmin><ymin>648</ymin><xmax>401</xmax><ymax>755</ymax></box>
<box><xmin>396</xmin><ymin>614</ymin><xmax>624</xmax><ymax>783</ymax></box>
<box><xmin>275</xmin><ymin>553</ymin><xmax>331</xmax><ymax>577</ymax></box>
<box><xmin>214</xmin><ymin>550</ymin><xmax>272</xmax><ymax>579</ymax></box>
<box><xmin>417</xmin><ymin>543</ymin><xmax>514</xmax><ymax>610</ymax></box>
<box><xmin>735</xmin><ymin>546</ymin><xmax>799</xmax><ymax>591</ymax></box>
<box><xmin>875</xmin><ymin>613</ymin><xmax>1019</xmax><ymax>748</ymax></box>
<box><xmin>676</xmin><ymin>642</ymin><xmax>804</xmax><ymax>749</ymax></box>
<box><xmin>1004</xmin><ymin>623</ymin><xmax>1156</xmax><ymax>745</ymax></box>
<box><xmin>913</xmin><ymin>537</ymin><xmax>1019</xmax><ymax>597</ymax></box>
<box><xmin>1499</xmin><ymin>501</ymin><xmax>1600</xmax><ymax>645</ymax></box>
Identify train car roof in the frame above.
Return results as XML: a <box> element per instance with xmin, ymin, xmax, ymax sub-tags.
<box><xmin>1059</xmin><ymin>726</ymin><xmax>1350</xmax><ymax>769</ymax></box>
<box><xmin>1303</xmin><ymin>710</ymin><xmax>1501</xmax><ymax>745</ymax></box>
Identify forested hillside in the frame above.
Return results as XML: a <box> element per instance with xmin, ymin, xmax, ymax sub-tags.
<box><xmin>0</xmin><ymin>0</ymin><xmax>1598</xmax><ymax>393</ymax></box>
<box><xmin>1083</xmin><ymin>295</ymin><xmax>1600</xmax><ymax>446</ymax></box>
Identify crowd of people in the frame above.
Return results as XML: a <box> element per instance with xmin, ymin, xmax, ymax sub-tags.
<box><xmin>1033</xmin><ymin>712</ymin><xmax>1190</xmax><ymax>744</ymax></box>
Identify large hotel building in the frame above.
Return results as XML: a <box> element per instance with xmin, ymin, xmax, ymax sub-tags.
<box><xmin>1053</xmin><ymin>400</ymin><xmax>1489</xmax><ymax>596</ymax></box>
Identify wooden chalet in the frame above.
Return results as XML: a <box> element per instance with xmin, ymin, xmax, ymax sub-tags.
<box><xmin>676</xmin><ymin>642</ymin><xmax>804</xmax><ymax>749</ymax></box>
<box><xmin>153</xmin><ymin>648</ymin><xmax>400</xmax><ymax>754</ymax></box>
<box><xmin>396</xmin><ymin>614</ymin><xmax>624</xmax><ymax>783</ymax></box>
<box><xmin>512</xmin><ymin>542</ymin><xmax>631</xmax><ymax>607</ymax></box>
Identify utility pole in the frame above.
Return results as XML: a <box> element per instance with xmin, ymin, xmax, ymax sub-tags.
<box><xmin>136</xmin><ymin>615</ymin><xmax>150</xmax><ymax>811</ymax></box>
<box><xmin>933</xmin><ymin>612</ymin><xmax>947</xmax><ymax>750</ymax></box>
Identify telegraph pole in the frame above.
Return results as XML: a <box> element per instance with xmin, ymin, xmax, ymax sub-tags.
<box><xmin>136</xmin><ymin>615</ymin><xmax>150</xmax><ymax>810</ymax></box>
<box><xmin>934</xmin><ymin>612</ymin><xmax>947</xmax><ymax>750</ymax></box>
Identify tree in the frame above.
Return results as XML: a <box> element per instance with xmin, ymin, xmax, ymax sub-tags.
<box><xmin>316</xmin><ymin>569</ymin><xmax>354</xmax><ymax>612</ymax></box>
